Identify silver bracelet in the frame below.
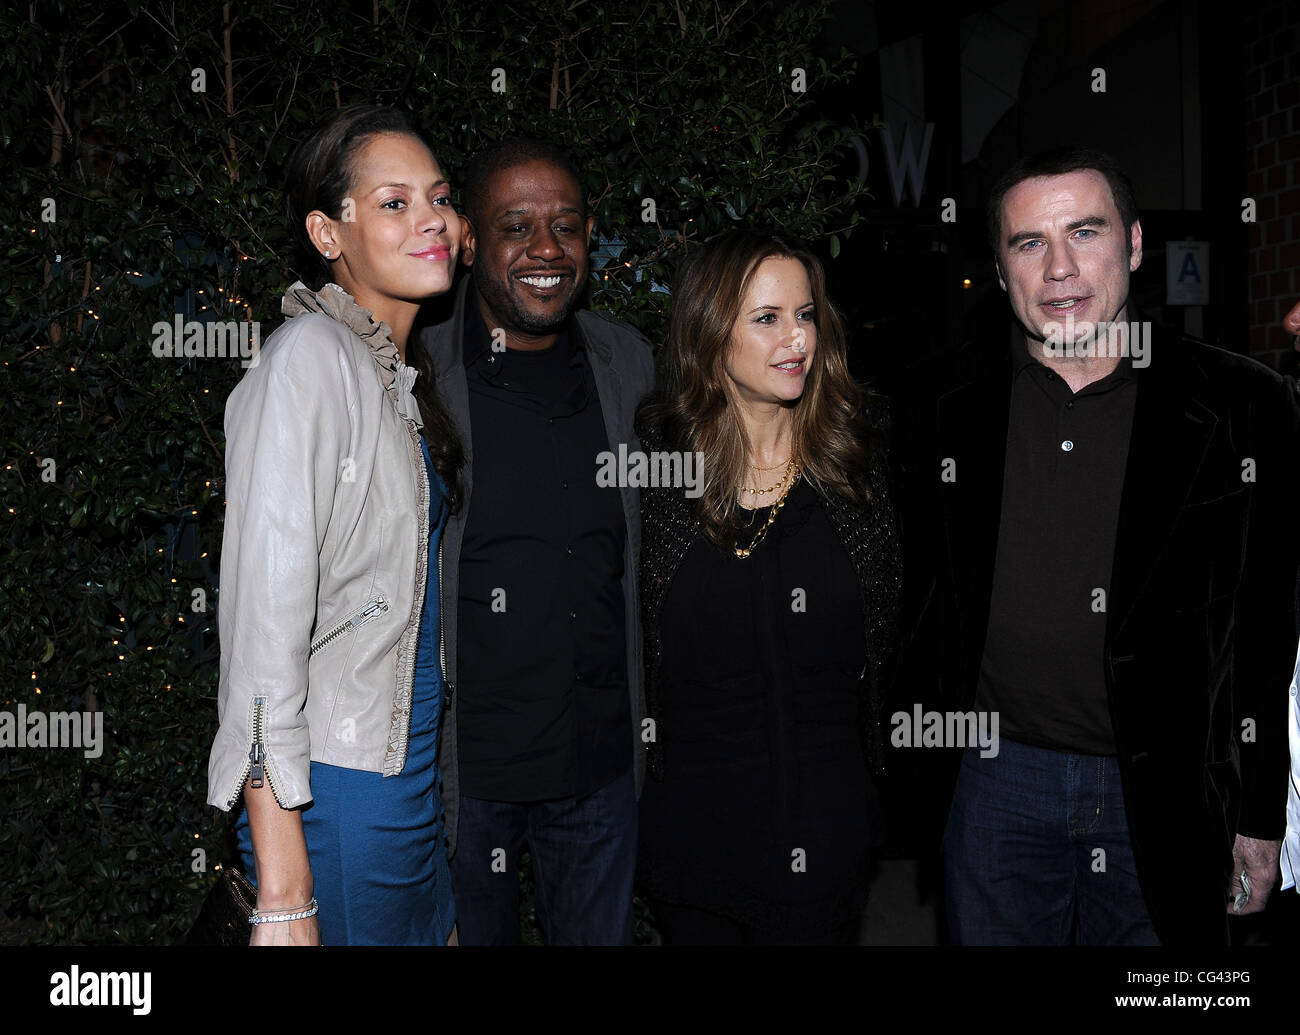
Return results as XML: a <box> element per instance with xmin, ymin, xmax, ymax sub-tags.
<box><xmin>249</xmin><ymin>898</ymin><xmax>319</xmax><ymax>925</ymax></box>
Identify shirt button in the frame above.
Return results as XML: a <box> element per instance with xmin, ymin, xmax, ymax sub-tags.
<box><xmin>1065</xmin><ymin>401</ymin><xmax>1074</xmax><ymax>410</ymax></box>
<box><xmin>569</xmin><ymin>610</ymin><xmax>577</xmax><ymax>620</ymax></box>
<box><xmin>566</xmin><ymin>546</ymin><xmax>574</xmax><ymax>556</ymax></box>
<box><xmin>561</xmin><ymin>480</ymin><xmax>569</xmax><ymax>489</ymax></box>
<box><xmin>548</xmin><ymin>418</ymin><xmax>555</xmax><ymax>425</ymax></box>
<box><xmin>1061</xmin><ymin>440</ymin><xmax>1074</xmax><ymax>452</ymax></box>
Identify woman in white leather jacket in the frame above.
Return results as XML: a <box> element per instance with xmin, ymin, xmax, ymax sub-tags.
<box><xmin>206</xmin><ymin>105</ymin><xmax>465</xmax><ymax>945</ymax></box>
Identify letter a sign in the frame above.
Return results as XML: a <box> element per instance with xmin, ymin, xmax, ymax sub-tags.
<box><xmin>1166</xmin><ymin>241</ymin><xmax>1208</xmax><ymax>305</ymax></box>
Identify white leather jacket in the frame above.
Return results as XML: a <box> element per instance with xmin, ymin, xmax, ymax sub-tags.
<box><xmin>207</xmin><ymin>282</ymin><xmax>433</xmax><ymax>812</ymax></box>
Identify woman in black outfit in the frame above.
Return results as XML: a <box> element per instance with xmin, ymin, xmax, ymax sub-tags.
<box><xmin>636</xmin><ymin>229</ymin><xmax>901</xmax><ymax>945</ymax></box>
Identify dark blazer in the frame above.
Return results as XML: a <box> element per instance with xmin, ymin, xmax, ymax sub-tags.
<box><xmin>421</xmin><ymin>275</ymin><xmax>656</xmax><ymax>857</ymax></box>
<box><xmin>892</xmin><ymin>318</ymin><xmax>1300</xmax><ymax>945</ymax></box>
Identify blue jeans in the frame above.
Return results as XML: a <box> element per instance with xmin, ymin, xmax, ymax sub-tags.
<box><xmin>449</xmin><ymin>768</ymin><xmax>637</xmax><ymax>945</ymax></box>
<box><xmin>942</xmin><ymin>737</ymin><xmax>1160</xmax><ymax>945</ymax></box>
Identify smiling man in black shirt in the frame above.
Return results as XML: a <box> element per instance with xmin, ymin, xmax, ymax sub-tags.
<box><xmin>421</xmin><ymin>138</ymin><xmax>654</xmax><ymax>944</ymax></box>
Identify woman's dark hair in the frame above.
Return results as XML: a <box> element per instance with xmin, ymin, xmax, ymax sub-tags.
<box><xmin>283</xmin><ymin>104</ymin><xmax>464</xmax><ymax>507</ymax></box>
<box><xmin>638</xmin><ymin>228</ymin><xmax>877</xmax><ymax>549</ymax></box>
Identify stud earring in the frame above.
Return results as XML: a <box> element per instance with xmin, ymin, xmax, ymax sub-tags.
<box><xmin>324</xmin><ymin>250</ymin><xmax>332</xmax><ymax>258</ymax></box>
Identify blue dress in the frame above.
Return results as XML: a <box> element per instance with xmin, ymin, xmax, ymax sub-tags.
<box><xmin>236</xmin><ymin>433</ymin><xmax>454</xmax><ymax>944</ymax></box>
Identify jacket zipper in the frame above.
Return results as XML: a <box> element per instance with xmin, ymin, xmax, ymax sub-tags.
<box><xmin>249</xmin><ymin>695</ymin><xmax>268</xmax><ymax>788</ymax></box>
<box><xmin>223</xmin><ymin>598</ymin><xmax>389</xmax><ymax>809</ymax></box>
<box><xmin>309</xmin><ymin>595</ymin><xmax>390</xmax><ymax>656</ymax></box>
<box><xmin>383</xmin><ymin>419</ymin><xmax>429</xmax><ymax>774</ymax></box>
<box><xmin>438</xmin><ymin>536</ymin><xmax>454</xmax><ymax>705</ymax></box>
<box><xmin>226</xmin><ymin>694</ymin><xmax>286</xmax><ymax>808</ymax></box>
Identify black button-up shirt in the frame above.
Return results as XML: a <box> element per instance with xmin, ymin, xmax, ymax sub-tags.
<box><xmin>975</xmin><ymin>332</ymin><xmax>1139</xmax><ymax>756</ymax></box>
<box><xmin>455</xmin><ymin>294</ymin><xmax>630</xmax><ymax>801</ymax></box>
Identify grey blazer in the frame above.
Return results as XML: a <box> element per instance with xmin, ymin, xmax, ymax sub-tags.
<box><xmin>419</xmin><ymin>275</ymin><xmax>656</xmax><ymax>857</ymax></box>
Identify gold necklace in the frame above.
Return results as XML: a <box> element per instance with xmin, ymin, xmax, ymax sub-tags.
<box><xmin>740</xmin><ymin>459</ymin><xmax>795</xmax><ymax>496</ymax></box>
<box><xmin>734</xmin><ymin>468</ymin><xmax>799</xmax><ymax>559</ymax></box>
<box><xmin>747</xmin><ymin>456</ymin><xmax>792</xmax><ymax>472</ymax></box>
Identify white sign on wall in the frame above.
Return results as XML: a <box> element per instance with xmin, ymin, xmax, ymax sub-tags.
<box><xmin>1167</xmin><ymin>241</ymin><xmax>1209</xmax><ymax>306</ymax></box>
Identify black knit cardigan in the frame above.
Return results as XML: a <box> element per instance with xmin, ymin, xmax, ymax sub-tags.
<box><xmin>637</xmin><ymin>410</ymin><xmax>903</xmax><ymax>782</ymax></box>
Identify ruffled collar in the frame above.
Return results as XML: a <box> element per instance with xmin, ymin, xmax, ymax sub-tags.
<box><xmin>281</xmin><ymin>281</ymin><xmax>423</xmax><ymax>428</ymax></box>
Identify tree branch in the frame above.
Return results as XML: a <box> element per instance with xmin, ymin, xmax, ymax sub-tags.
<box><xmin>223</xmin><ymin>2</ymin><xmax>238</xmax><ymax>183</ymax></box>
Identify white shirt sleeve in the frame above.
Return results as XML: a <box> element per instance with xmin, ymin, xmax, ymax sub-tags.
<box><xmin>1281</xmin><ymin>635</ymin><xmax>1300</xmax><ymax>891</ymax></box>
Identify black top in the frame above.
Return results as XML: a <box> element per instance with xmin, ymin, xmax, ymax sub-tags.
<box><xmin>975</xmin><ymin>333</ymin><xmax>1138</xmax><ymax>756</ymax></box>
<box><xmin>637</xmin><ymin>476</ymin><xmax>878</xmax><ymax>931</ymax></box>
<box><xmin>455</xmin><ymin>293</ymin><xmax>630</xmax><ymax>801</ymax></box>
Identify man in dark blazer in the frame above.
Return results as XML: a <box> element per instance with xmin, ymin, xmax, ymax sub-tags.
<box><xmin>420</xmin><ymin>138</ymin><xmax>654</xmax><ymax>944</ymax></box>
<box><xmin>892</xmin><ymin>146</ymin><xmax>1300</xmax><ymax>945</ymax></box>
